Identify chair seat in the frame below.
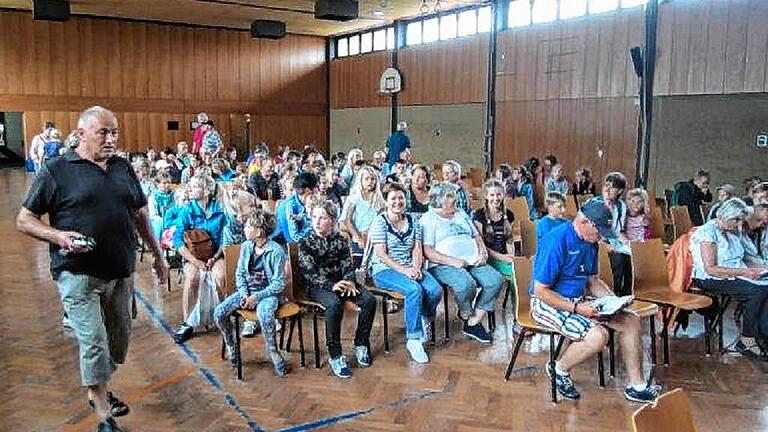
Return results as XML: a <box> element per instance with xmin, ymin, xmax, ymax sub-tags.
<box><xmin>298</xmin><ymin>299</ymin><xmax>361</xmax><ymax>312</ymax></box>
<box><xmin>519</xmin><ymin>314</ymin><xmax>554</xmax><ymax>334</ymax></box>
<box><xmin>636</xmin><ymin>288</ymin><xmax>713</xmax><ymax>310</ymax></box>
<box><xmin>626</xmin><ymin>300</ymin><xmax>659</xmax><ymax>318</ymax></box>
<box><xmin>368</xmin><ymin>287</ymin><xmax>405</xmax><ymax>301</ymax></box>
<box><xmin>236</xmin><ymin>302</ymin><xmax>301</xmax><ymax>321</ymax></box>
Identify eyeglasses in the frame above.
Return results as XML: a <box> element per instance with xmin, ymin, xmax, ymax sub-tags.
<box><xmin>95</xmin><ymin>128</ymin><xmax>119</xmax><ymax>138</ymax></box>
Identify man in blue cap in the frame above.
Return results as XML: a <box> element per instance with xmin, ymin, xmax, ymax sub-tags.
<box><xmin>530</xmin><ymin>199</ymin><xmax>660</xmax><ymax>403</ymax></box>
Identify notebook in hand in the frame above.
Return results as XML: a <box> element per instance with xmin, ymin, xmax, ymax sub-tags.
<box><xmin>590</xmin><ymin>295</ymin><xmax>634</xmax><ymax>317</ymax></box>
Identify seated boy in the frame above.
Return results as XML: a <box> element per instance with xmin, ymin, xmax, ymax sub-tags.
<box><xmin>536</xmin><ymin>192</ymin><xmax>568</xmax><ymax>240</ymax></box>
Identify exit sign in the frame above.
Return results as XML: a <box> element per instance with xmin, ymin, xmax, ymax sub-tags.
<box><xmin>757</xmin><ymin>133</ymin><xmax>768</xmax><ymax>148</ymax></box>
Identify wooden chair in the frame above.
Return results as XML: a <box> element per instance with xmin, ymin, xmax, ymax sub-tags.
<box><xmin>575</xmin><ymin>193</ymin><xmax>594</xmax><ymax>209</ymax></box>
<box><xmin>630</xmin><ymin>239</ymin><xmax>713</xmax><ymax>365</ymax></box>
<box><xmin>468</xmin><ymin>167</ymin><xmax>485</xmax><ymax>187</ymax></box>
<box><xmin>564</xmin><ymin>196</ymin><xmax>578</xmax><ymax>220</ymax></box>
<box><xmin>700</xmin><ymin>202</ymin><xmax>713</xmax><ymax>222</ymax></box>
<box><xmin>649</xmin><ymin>205</ymin><xmax>667</xmax><ymax>242</ymax></box>
<box><xmin>219</xmin><ymin>243</ymin><xmax>306</xmax><ymax>380</ymax></box>
<box><xmin>632</xmin><ymin>388</ymin><xmax>696</xmax><ymax>432</ymax></box>
<box><xmin>519</xmin><ymin>219</ymin><xmax>538</xmax><ymax>258</ymax></box>
<box><xmin>506</xmin><ymin>197</ymin><xmax>531</xmax><ymax>222</ymax></box>
<box><xmin>503</xmin><ymin>257</ymin><xmax>606</xmax><ymax>403</ymax></box>
<box><xmin>671</xmin><ymin>206</ymin><xmax>693</xmax><ymax>241</ymax></box>
<box><xmin>288</xmin><ymin>244</ymin><xmax>360</xmax><ymax>369</ymax></box>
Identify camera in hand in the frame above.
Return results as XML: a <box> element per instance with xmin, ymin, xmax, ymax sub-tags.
<box><xmin>60</xmin><ymin>236</ymin><xmax>96</xmax><ymax>256</ymax></box>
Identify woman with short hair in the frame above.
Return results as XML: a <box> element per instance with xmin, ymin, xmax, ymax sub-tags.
<box><xmin>690</xmin><ymin>198</ymin><xmax>768</xmax><ymax>359</ymax></box>
<box><xmin>370</xmin><ymin>182</ymin><xmax>442</xmax><ymax>363</ymax></box>
<box><xmin>407</xmin><ymin>164</ymin><xmax>432</xmax><ymax>219</ymax></box>
<box><xmin>421</xmin><ymin>182</ymin><xmax>504</xmax><ymax>344</ymax></box>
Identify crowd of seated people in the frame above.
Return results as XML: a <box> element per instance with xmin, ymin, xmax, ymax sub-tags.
<box><xmin>46</xmin><ymin>111</ymin><xmax>766</xmax><ymax>401</ymax></box>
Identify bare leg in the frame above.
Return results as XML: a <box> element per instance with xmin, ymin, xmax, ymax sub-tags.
<box><xmin>182</xmin><ymin>263</ymin><xmax>200</xmax><ymax>321</ymax></box>
<box><xmin>556</xmin><ymin>326</ymin><xmax>608</xmax><ymax>372</ymax></box>
<box><xmin>605</xmin><ymin>312</ymin><xmax>644</xmax><ymax>385</ymax></box>
<box><xmin>88</xmin><ymin>383</ymin><xmax>110</xmax><ymax>420</ymax></box>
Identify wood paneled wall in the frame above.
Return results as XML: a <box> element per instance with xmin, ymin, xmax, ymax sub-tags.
<box><xmin>398</xmin><ymin>34</ymin><xmax>489</xmax><ymax>105</ymax></box>
<box><xmin>0</xmin><ymin>10</ymin><xmax>328</xmax><ymax>154</ymax></box>
<box><xmin>655</xmin><ymin>0</ymin><xmax>768</xmax><ymax>95</ymax></box>
<box><xmin>330</xmin><ymin>51</ymin><xmax>391</xmax><ymax>109</ymax></box>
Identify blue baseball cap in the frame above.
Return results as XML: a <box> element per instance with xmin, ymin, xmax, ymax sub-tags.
<box><xmin>580</xmin><ymin>199</ymin><xmax>617</xmax><ymax>239</ymax></box>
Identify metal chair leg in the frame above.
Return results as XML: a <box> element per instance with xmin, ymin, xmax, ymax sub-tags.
<box><xmin>235</xmin><ymin>314</ymin><xmax>243</xmax><ymax>380</ymax></box>
<box><xmin>504</xmin><ymin>329</ymin><xmax>527</xmax><ymax>381</ymax></box>
<box><xmin>443</xmin><ymin>286</ymin><xmax>450</xmax><ymax>340</ymax></box>
<box><xmin>704</xmin><ymin>314</ymin><xmax>711</xmax><ymax>356</ymax></box>
<box><xmin>488</xmin><ymin>311</ymin><xmax>496</xmax><ymax>332</ymax></box>
<box><xmin>597</xmin><ymin>351</ymin><xmax>605</xmax><ymax>387</ymax></box>
<box><xmin>286</xmin><ymin>317</ymin><xmax>296</xmax><ymax>352</ymax></box>
<box><xmin>649</xmin><ymin>314</ymin><xmax>657</xmax><ymax>365</ymax></box>
<box><xmin>608</xmin><ymin>329</ymin><xmax>616</xmax><ymax>378</ymax></box>
<box><xmin>502</xmin><ymin>280</ymin><xmax>511</xmax><ymax>310</ymax></box>
<box><xmin>297</xmin><ymin>314</ymin><xmax>306</xmax><ymax>368</ymax></box>
<box><xmin>662</xmin><ymin>308</ymin><xmax>672</xmax><ymax>366</ymax></box>
<box><xmin>279</xmin><ymin>318</ymin><xmax>286</xmax><ymax>350</ymax></box>
<box><xmin>220</xmin><ymin>337</ymin><xmax>226</xmax><ymax>360</ymax></box>
<box><xmin>312</xmin><ymin>311</ymin><xmax>320</xmax><ymax>369</ymax></box>
<box><xmin>554</xmin><ymin>335</ymin><xmax>566</xmax><ymax>358</ymax></box>
<box><xmin>549</xmin><ymin>334</ymin><xmax>557</xmax><ymax>404</ymax></box>
<box><xmin>431</xmin><ymin>320</ymin><xmax>436</xmax><ymax>344</ymax></box>
<box><xmin>382</xmin><ymin>295</ymin><xmax>390</xmax><ymax>354</ymax></box>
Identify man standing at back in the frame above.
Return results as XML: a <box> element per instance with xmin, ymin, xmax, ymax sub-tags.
<box><xmin>16</xmin><ymin>106</ymin><xmax>168</xmax><ymax>432</ymax></box>
<box><xmin>673</xmin><ymin>169</ymin><xmax>713</xmax><ymax>226</ymax></box>
<box><xmin>385</xmin><ymin>121</ymin><xmax>411</xmax><ymax>166</ymax></box>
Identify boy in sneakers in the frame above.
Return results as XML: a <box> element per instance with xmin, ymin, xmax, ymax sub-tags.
<box><xmin>530</xmin><ymin>200</ymin><xmax>660</xmax><ymax>403</ymax></box>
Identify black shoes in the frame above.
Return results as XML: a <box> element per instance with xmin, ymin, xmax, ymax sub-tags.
<box><xmin>462</xmin><ymin>322</ymin><xmax>492</xmax><ymax>344</ymax></box>
<box><xmin>546</xmin><ymin>361</ymin><xmax>581</xmax><ymax>400</ymax></box>
<box><xmin>624</xmin><ymin>384</ymin><xmax>662</xmax><ymax>403</ymax></box>
<box><xmin>89</xmin><ymin>392</ymin><xmax>130</xmax><ymax>417</ymax></box>
<box><xmin>173</xmin><ymin>323</ymin><xmax>194</xmax><ymax>344</ymax></box>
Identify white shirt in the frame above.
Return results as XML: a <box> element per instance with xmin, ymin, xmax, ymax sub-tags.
<box><xmin>689</xmin><ymin>220</ymin><xmax>748</xmax><ymax>280</ymax></box>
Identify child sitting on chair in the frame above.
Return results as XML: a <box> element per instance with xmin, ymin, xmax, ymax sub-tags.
<box><xmin>149</xmin><ymin>171</ymin><xmax>176</xmax><ymax>240</ymax></box>
<box><xmin>536</xmin><ymin>192</ymin><xmax>568</xmax><ymax>240</ymax></box>
<box><xmin>624</xmin><ymin>188</ymin><xmax>652</xmax><ymax>242</ymax></box>
<box><xmin>213</xmin><ymin>210</ymin><xmax>289</xmax><ymax>376</ymax></box>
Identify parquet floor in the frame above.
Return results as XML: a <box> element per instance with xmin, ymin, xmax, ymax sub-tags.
<box><xmin>2</xmin><ymin>167</ymin><xmax>768</xmax><ymax>432</ymax></box>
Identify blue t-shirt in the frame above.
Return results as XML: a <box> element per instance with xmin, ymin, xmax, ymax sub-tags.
<box><xmin>531</xmin><ymin>222</ymin><xmax>597</xmax><ymax>299</ymax></box>
<box><xmin>385</xmin><ymin>131</ymin><xmax>411</xmax><ymax>165</ymax></box>
<box><xmin>536</xmin><ymin>216</ymin><xmax>568</xmax><ymax>240</ymax></box>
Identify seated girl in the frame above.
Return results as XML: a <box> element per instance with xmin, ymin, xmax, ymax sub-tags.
<box><xmin>341</xmin><ymin>165</ymin><xmax>386</xmax><ymax>267</ymax></box>
<box><xmin>213</xmin><ymin>211</ymin><xmax>289</xmax><ymax>375</ymax></box>
<box><xmin>370</xmin><ymin>182</ymin><xmax>442</xmax><ymax>364</ymax></box>
<box><xmin>298</xmin><ymin>201</ymin><xmax>377</xmax><ymax>379</ymax></box>
<box><xmin>624</xmin><ymin>188</ymin><xmax>652</xmax><ymax>242</ymax></box>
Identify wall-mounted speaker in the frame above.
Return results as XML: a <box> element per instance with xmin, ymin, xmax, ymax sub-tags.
<box><xmin>315</xmin><ymin>0</ymin><xmax>359</xmax><ymax>21</ymax></box>
<box><xmin>33</xmin><ymin>0</ymin><xmax>71</xmax><ymax>21</ymax></box>
<box><xmin>629</xmin><ymin>46</ymin><xmax>643</xmax><ymax>78</ymax></box>
<box><xmin>250</xmin><ymin>20</ymin><xmax>286</xmax><ymax>39</ymax></box>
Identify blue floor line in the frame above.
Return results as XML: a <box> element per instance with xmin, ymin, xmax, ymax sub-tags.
<box><xmin>133</xmin><ymin>289</ymin><xmax>267</xmax><ymax>432</ymax></box>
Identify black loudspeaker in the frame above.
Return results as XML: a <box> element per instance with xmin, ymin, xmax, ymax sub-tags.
<box><xmin>250</xmin><ymin>20</ymin><xmax>286</xmax><ymax>39</ymax></box>
<box><xmin>33</xmin><ymin>0</ymin><xmax>71</xmax><ymax>21</ymax></box>
<box><xmin>315</xmin><ymin>0</ymin><xmax>359</xmax><ymax>21</ymax></box>
<box><xmin>629</xmin><ymin>46</ymin><xmax>643</xmax><ymax>78</ymax></box>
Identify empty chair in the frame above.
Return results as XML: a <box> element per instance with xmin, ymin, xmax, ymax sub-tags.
<box><xmin>671</xmin><ymin>206</ymin><xmax>693</xmax><ymax>240</ymax></box>
<box><xmin>519</xmin><ymin>219</ymin><xmax>538</xmax><ymax>258</ymax></box>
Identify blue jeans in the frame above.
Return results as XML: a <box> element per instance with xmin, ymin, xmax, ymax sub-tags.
<box><xmin>429</xmin><ymin>264</ymin><xmax>504</xmax><ymax>317</ymax></box>
<box><xmin>213</xmin><ymin>292</ymin><xmax>279</xmax><ymax>352</ymax></box>
<box><xmin>372</xmin><ymin>269</ymin><xmax>442</xmax><ymax>340</ymax></box>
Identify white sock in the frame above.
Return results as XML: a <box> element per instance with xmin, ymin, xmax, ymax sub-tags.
<box><xmin>554</xmin><ymin>363</ymin><xmax>569</xmax><ymax>376</ymax></box>
<box><xmin>631</xmin><ymin>383</ymin><xmax>648</xmax><ymax>391</ymax></box>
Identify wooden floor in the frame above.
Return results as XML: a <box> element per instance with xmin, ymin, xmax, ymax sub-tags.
<box><xmin>2</xmin><ymin>167</ymin><xmax>767</xmax><ymax>432</ymax></box>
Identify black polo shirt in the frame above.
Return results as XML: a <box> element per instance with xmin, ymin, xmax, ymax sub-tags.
<box><xmin>23</xmin><ymin>152</ymin><xmax>147</xmax><ymax>280</ymax></box>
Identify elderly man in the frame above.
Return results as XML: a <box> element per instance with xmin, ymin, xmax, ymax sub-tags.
<box><xmin>531</xmin><ymin>199</ymin><xmax>660</xmax><ymax>403</ymax></box>
<box><xmin>385</xmin><ymin>121</ymin><xmax>411</xmax><ymax>166</ymax></box>
<box><xmin>16</xmin><ymin>106</ymin><xmax>168</xmax><ymax>432</ymax></box>
<box><xmin>441</xmin><ymin>160</ymin><xmax>470</xmax><ymax>215</ymax></box>
<box><xmin>673</xmin><ymin>169</ymin><xmax>713</xmax><ymax>226</ymax></box>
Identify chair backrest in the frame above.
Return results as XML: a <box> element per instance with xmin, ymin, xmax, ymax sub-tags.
<box><xmin>649</xmin><ymin>205</ymin><xmax>666</xmax><ymax>240</ymax></box>
<box><xmin>520</xmin><ymin>219</ymin><xmax>538</xmax><ymax>258</ymax></box>
<box><xmin>468</xmin><ymin>167</ymin><xmax>485</xmax><ymax>186</ymax></box>
<box><xmin>564</xmin><ymin>196</ymin><xmax>578</xmax><ymax>220</ymax></box>
<box><xmin>506</xmin><ymin>196</ymin><xmax>530</xmax><ymax>222</ymax></box>
<box><xmin>263</xmin><ymin>199</ymin><xmax>277</xmax><ymax>212</ymax></box>
<box><xmin>700</xmin><ymin>202</ymin><xmax>713</xmax><ymax>222</ymax></box>
<box><xmin>576</xmin><ymin>194</ymin><xmax>594</xmax><ymax>209</ymax></box>
<box><xmin>630</xmin><ymin>238</ymin><xmax>670</xmax><ymax>294</ymax></box>
<box><xmin>597</xmin><ymin>242</ymin><xmax>613</xmax><ymax>286</ymax></box>
<box><xmin>671</xmin><ymin>206</ymin><xmax>692</xmax><ymax>240</ymax></box>
<box><xmin>632</xmin><ymin>388</ymin><xmax>696</xmax><ymax>432</ymax></box>
<box><xmin>287</xmin><ymin>244</ymin><xmax>305</xmax><ymax>303</ymax></box>
<box><xmin>512</xmin><ymin>257</ymin><xmax>533</xmax><ymax>321</ymax></box>
<box><xmin>223</xmin><ymin>243</ymin><xmax>242</xmax><ymax>297</ymax></box>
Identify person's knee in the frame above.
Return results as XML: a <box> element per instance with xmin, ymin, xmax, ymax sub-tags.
<box><xmin>322</xmin><ymin>296</ymin><xmax>344</xmax><ymax>318</ymax></box>
<box><xmin>256</xmin><ymin>297</ymin><xmax>278</xmax><ymax>324</ymax></box>
<box><xmin>584</xmin><ymin>326</ymin><xmax>609</xmax><ymax>349</ymax></box>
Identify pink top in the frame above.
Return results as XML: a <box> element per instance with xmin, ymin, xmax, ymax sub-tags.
<box><xmin>193</xmin><ymin>127</ymin><xmax>204</xmax><ymax>154</ymax></box>
<box><xmin>625</xmin><ymin>213</ymin><xmax>651</xmax><ymax>241</ymax></box>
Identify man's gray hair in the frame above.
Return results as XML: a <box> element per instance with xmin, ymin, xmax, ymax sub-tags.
<box><xmin>716</xmin><ymin>197</ymin><xmax>750</xmax><ymax>221</ymax></box>
<box><xmin>428</xmin><ymin>181</ymin><xmax>459</xmax><ymax>208</ymax></box>
<box><xmin>443</xmin><ymin>160</ymin><xmax>462</xmax><ymax>177</ymax></box>
<box><xmin>77</xmin><ymin>106</ymin><xmax>116</xmax><ymax>129</ymax></box>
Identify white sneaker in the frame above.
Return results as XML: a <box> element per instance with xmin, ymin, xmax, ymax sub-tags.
<box><xmin>406</xmin><ymin>339</ymin><xmax>429</xmax><ymax>364</ymax></box>
<box><xmin>241</xmin><ymin>320</ymin><xmax>257</xmax><ymax>338</ymax></box>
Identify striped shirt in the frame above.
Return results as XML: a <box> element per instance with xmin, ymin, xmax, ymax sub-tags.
<box><xmin>369</xmin><ymin>213</ymin><xmax>422</xmax><ymax>275</ymax></box>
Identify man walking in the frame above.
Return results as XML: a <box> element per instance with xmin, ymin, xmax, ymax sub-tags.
<box><xmin>17</xmin><ymin>106</ymin><xmax>168</xmax><ymax>432</ymax></box>
<box><xmin>385</xmin><ymin>121</ymin><xmax>411</xmax><ymax>166</ymax></box>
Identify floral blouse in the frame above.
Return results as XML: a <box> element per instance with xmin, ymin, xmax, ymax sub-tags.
<box><xmin>298</xmin><ymin>231</ymin><xmax>356</xmax><ymax>292</ymax></box>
